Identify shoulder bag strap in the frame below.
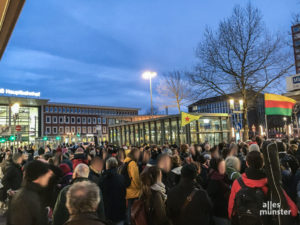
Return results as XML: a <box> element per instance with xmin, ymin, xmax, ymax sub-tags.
<box><xmin>181</xmin><ymin>188</ymin><xmax>199</xmax><ymax>214</ymax></box>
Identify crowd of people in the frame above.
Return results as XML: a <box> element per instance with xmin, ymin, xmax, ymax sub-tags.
<box><xmin>0</xmin><ymin>136</ymin><xmax>299</xmax><ymax>225</ymax></box>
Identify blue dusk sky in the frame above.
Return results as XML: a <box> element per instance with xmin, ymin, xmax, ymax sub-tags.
<box><xmin>0</xmin><ymin>0</ymin><xmax>299</xmax><ymax>113</ymax></box>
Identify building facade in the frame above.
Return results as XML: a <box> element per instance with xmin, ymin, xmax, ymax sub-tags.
<box><xmin>109</xmin><ymin>113</ymin><xmax>230</xmax><ymax>146</ymax></box>
<box><xmin>0</xmin><ymin>95</ymin><xmax>139</xmax><ymax>146</ymax></box>
<box><xmin>42</xmin><ymin>103</ymin><xmax>139</xmax><ymax>143</ymax></box>
<box><xmin>188</xmin><ymin>93</ymin><xmax>265</xmax><ymax>139</ymax></box>
<box><xmin>292</xmin><ymin>23</ymin><xmax>300</xmax><ymax>74</ymax></box>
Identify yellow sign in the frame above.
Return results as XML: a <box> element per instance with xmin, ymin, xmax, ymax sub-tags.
<box><xmin>181</xmin><ymin>112</ymin><xmax>202</xmax><ymax>127</ymax></box>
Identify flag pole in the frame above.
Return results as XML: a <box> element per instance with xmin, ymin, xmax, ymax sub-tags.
<box><xmin>265</xmin><ymin>114</ymin><xmax>268</xmax><ymax>140</ymax></box>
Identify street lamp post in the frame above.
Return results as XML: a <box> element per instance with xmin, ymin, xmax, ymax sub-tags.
<box><xmin>11</xmin><ymin>103</ymin><xmax>20</xmax><ymax>151</ymax></box>
<box><xmin>142</xmin><ymin>71</ymin><xmax>157</xmax><ymax>116</ymax></box>
<box><xmin>283</xmin><ymin>117</ymin><xmax>287</xmax><ymax>134</ymax></box>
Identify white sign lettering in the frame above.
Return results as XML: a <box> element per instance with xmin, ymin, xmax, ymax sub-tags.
<box><xmin>0</xmin><ymin>88</ymin><xmax>40</xmax><ymax>97</ymax></box>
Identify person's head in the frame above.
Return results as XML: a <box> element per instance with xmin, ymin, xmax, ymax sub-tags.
<box><xmin>229</xmin><ymin>143</ymin><xmax>238</xmax><ymax>156</ymax></box>
<box><xmin>210</xmin><ymin>158</ymin><xmax>226</xmax><ymax>175</ymax></box>
<box><xmin>128</xmin><ymin>147</ymin><xmax>140</xmax><ymax>161</ymax></box>
<box><xmin>181</xmin><ymin>164</ymin><xmax>198</xmax><ymax>181</ymax></box>
<box><xmin>12</xmin><ymin>153</ymin><xmax>23</xmax><ymax>165</ymax></box>
<box><xmin>106</xmin><ymin>157</ymin><xmax>118</xmax><ymax>170</ymax></box>
<box><xmin>117</xmin><ymin>148</ymin><xmax>126</xmax><ymax>163</ymax></box>
<box><xmin>249</xmin><ymin>144</ymin><xmax>260</xmax><ymax>152</ymax></box>
<box><xmin>66</xmin><ymin>181</ymin><xmax>100</xmax><ymax>215</ymax></box>
<box><xmin>180</xmin><ymin>144</ymin><xmax>189</xmax><ymax>154</ymax></box>
<box><xmin>38</xmin><ymin>147</ymin><xmax>45</xmax><ymax>156</ymax></box>
<box><xmin>171</xmin><ymin>155</ymin><xmax>182</xmax><ymax>168</ymax></box>
<box><xmin>277</xmin><ymin>142</ymin><xmax>287</xmax><ymax>153</ymax></box>
<box><xmin>289</xmin><ymin>144</ymin><xmax>298</xmax><ymax>152</ymax></box>
<box><xmin>157</xmin><ymin>154</ymin><xmax>172</xmax><ymax>173</ymax></box>
<box><xmin>24</xmin><ymin>160</ymin><xmax>53</xmax><ymax>187</ymax></box>
<box><xmin>246</xmin><ymin>151</ymin><xmax>264</xmax><ymax>169</ymax></box>
<box><xmin>90</xmin><ymin>157</ymin><xmax>103</xmax><ymax>173</ymax></box>
<box><xmin>142</xmin><ymin>149</ymin><xmax>151</xmax><ymax>163</ymax></box>
<box><xmin>204</xmin><ymin>143</ymin><xmax>210</xmax><ymax>152</ymax></box>
<box><xmin>141</xmin><ymin>166</ymin><xmax>162</xmax><ymax>186</ymax></box>
<box><xmin>225</xmin><ymin>156</ymin><xmax>241</xmax><ymax>172</ymax></box>
<box><xmin>73</xmin><ymin>163</ymin><xmax>89</xmax><ymax>179</ymax></box>
<box><xmin>210</xmin><ymin>146</ymin><xmax>219</xmax><ymax>159</ymax></box>
<box><xmin>140</xmin><ymin>166</ymin><xmax>162</xmax><ymax>202</ymax></box>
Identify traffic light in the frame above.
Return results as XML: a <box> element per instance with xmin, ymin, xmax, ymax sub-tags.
<box><xmin>43</xmin><ymin>136</ymin><xmax>48</xmax><ymax>141</ymax></box>
<box><xmin>56</xmin><ymin>136</ymin><xmax>61</xmax><ymax>141</ymax></box>
<box><xmin>0</xmin><ymin>138</ymin><xmax>6</xmax><ymax>143</ymax></box>
<box><xmin>77</xmin><ymin>133</ymin><xmax>80</xmax><ymax>137</ymax></box>
<box><xmin>9</xmin><ymin>135</ymin><xmax>16</xmax><ymax>141</ymax></box>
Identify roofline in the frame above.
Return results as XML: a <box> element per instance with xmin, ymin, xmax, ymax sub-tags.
<box><xmin>109</xmin><ymin>113</ymin><xmax>230</xmax><ymax>127</ymax></box>
<box><xmin>47</xmin><ymin>102</ymin><xmax>140</xmax><ymax>111</ymax></box>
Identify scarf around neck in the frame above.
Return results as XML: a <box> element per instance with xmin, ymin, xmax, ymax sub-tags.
<box><xmin>151</xmin><ymin>182</ymin><xmax>167</xmax><ymax>201</ymax></box>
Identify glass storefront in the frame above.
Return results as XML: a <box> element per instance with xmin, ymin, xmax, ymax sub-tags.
<box><xmin>150</xmin><ymin>122</ymin><xmax>155</xmax><ymax>144</ymax></box>
<box><xmin>0</xmin><ymin>105</ymin><xmax>39</xmax><ymax>145</ymax></box>
<box><xmin>156</xmin><ymin>121</ymin><xmax>162</xmax><ymax>145</ymax></box>
<box><xmin>109</xmin><ymin>114</ymin><xmax>230</xmax><ymax>146</ymax></box>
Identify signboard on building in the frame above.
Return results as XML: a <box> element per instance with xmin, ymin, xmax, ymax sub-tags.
<box><xmin>0</xmin><ymin>88</ymin><xmax>40</xmax><ymax>97</ymax></box>
<box><xmin>286</xmin><ymin>74</ymin><xmax>300</xmax><ymax>92</ymax></box>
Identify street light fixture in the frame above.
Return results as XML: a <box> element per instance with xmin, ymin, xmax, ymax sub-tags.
<box><xmin>142</xmin><ymin>71</ymin><xmax>157</xmax><ymax>115</ymax></box>
<box><xmin>11</xmin><ymin>103</ymin><xmax>20</xmax><ymax>115</ymax></box>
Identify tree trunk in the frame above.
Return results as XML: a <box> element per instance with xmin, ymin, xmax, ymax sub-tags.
<box><xmin>177</xmin><ymin>101</ymin><xmax>181</xmax><ymax>114</ymax></box>
<box><xmin>243</xmin><ymin>102</ymin><xmax>249</xmax><ymax>141</ymax></box>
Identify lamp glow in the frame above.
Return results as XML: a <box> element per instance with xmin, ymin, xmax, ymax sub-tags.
<box><xmin>11</xmin><ymin>103</ymin><xmax>20</xmax><ymax>115</ymax></box>
<box><xmin>142</xmin><ymin>71</ymin><xmax>157</xmax><ymax>80</ymax></box>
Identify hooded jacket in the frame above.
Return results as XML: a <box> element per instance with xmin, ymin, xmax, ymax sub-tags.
<box><xmin>124</xmin><ymin>157</ymin><xmax>141</xmax><ymax>199</ymax></box>
<box><xmin>228</xmin><ymin>168</ymin><xmax>298</xmax><ymax>219</ymax></box>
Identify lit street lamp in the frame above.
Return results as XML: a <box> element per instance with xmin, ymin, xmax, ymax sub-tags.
<box><xmin>283</xmin><ymin>117</ymin><xmax>287</xmax><ymax>134</ymax></box>
<box><xmin>11</xmin><ymin>103</ymin><xmax>20</xmax><ymax>150</ymax></box>
<box><xmin>142</xmin><ymin>71</ymin><xmax>157</xmax><ymax>115</ymax></box>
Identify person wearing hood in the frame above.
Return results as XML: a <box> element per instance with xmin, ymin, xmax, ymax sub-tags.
<box><xmin>207</xmin><ymin>158</ymin><xmax>231</xmax><ymax>225</ymax></box>
<box><xmin>7</xmin><ymin>160</ymin><xmax>53</xmax><ymax>225</ymax></box>
<box><xmin>225</xmin><ymin>156</ymin><xmax>241</xmax><ymax>183</ymax></box>
<box><xmin>157</xmin><ymin>154</ymin><xmax>173</xmax><ymax>192</ymax></box>
<box><xmin>53</xmin><ymin>163</ymin><xmax>105</xmax><ymax>225</ymax></box>
<box><xmin>100</xmin><ymin>157</ymin><xmax>126</xmax><ymax>225</ymax></box>
<box><xmin>228</xmin><ymin>151</ymin><xmax>298</xmax><ymax>222</ymax></box>
<box><xmin>166</xmin><ymin>164</ymin><xmax>212</xmax><ymax>225</ymax></box>
<box><xmin>168</xmin><ymin>155</ymin><xmax>182</xmax><ymax>188</ymax></box>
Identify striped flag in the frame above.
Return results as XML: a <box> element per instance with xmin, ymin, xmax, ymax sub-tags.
<box><xmin>264</xmin><ymin>93</ymin><xmax>296</xmax><ymax>116</ymax></box>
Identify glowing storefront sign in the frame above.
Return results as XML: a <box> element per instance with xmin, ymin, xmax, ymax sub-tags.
<box><xmin>0</xmin><ymin>88</ymin><xmax>40</xmax><ymax>97</ymax></box>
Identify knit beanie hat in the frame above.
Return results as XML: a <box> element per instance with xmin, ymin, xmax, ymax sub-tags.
<box><xmin>181</xmin><ymin>164</ymin><xmax>197</xmax><ymax>180</ymax></box>
<box><xmin>59</xmin><ymin>163</ymin><xmax>71</xmax><ymax>175</ymax></box>
<box><xmin>24</xmin><ymin>160</ymin><xmax>50</xmax><ymax>182</ymax></box>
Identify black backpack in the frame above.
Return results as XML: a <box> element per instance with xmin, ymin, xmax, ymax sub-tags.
<box><xmin>118</xmin><ymin>160</ymin><xmax>132</xmax><ymax>188</ymax></box>
<box><xmin>232</xmin><ymin>177</ymin><xmax>268</xmax><ymax>225</ymax></box>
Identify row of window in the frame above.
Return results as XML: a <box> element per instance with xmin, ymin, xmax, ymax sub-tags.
<box><xmin>44</xmin><ymin>106</ymin><xmax>137</xmax><ymax>116</ymax></box>
<box><xmin>45</xmin><ymin>116</ymin><xmax>106</xmax><ymax>125</ymax></box>
<box><xmin>45</xmin><ymin>126</ymin><xmax>107</xmax><ymax>135</ymax></box>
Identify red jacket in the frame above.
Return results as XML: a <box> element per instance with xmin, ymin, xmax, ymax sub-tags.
<box><xmin>228</xmin><ymin>173</ymin><xmax>298</xmax><ymax>219</ymax></box>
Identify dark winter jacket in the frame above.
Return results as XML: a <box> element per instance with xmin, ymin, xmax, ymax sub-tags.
<box><xmin>63</xmin><ymin>213</ymin><xmax>105</xmax><ymax>225</ymax></box>
<box><xmin>0</xmin><ymin>162</ymin><xmax>22</xmax><ymax>201</ymax></box>
<box><xmin>99</xmin><ymin>168</ymin><xmax>126</xmax><ymax>223</ymax></box>
<box><xmin>6</xmin><ymin>181</ymin><xmax>48</xmax><ymax>225</ymax></box>
<box><xmin>166</xmin><ymin>178</ymin><xmax>212</xmax><ymax>225</ymax></box>
<box><xmin>88</xmin><ymin>167</ymin><xmax>102</xmax><ymax>185</ymax></box>
<box><xmin>206</xmin><ymin>169</ymin><xmax>231</xmax><ymax>218</ymax></box>
<box><xmin>53</xmin><ymin>177</ymin><xmax>105</xmax><ymax>225</ymax></box>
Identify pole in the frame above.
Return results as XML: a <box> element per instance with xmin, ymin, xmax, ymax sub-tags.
<box><xmin>150</xmin><ymin>76</ymin><xmax>153</xmax><ymax>116</ymax></box>
<box><xmin>265</xmin><ymin>114</ymin><xmax>268</xmax><ymax>139</ymax></box>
